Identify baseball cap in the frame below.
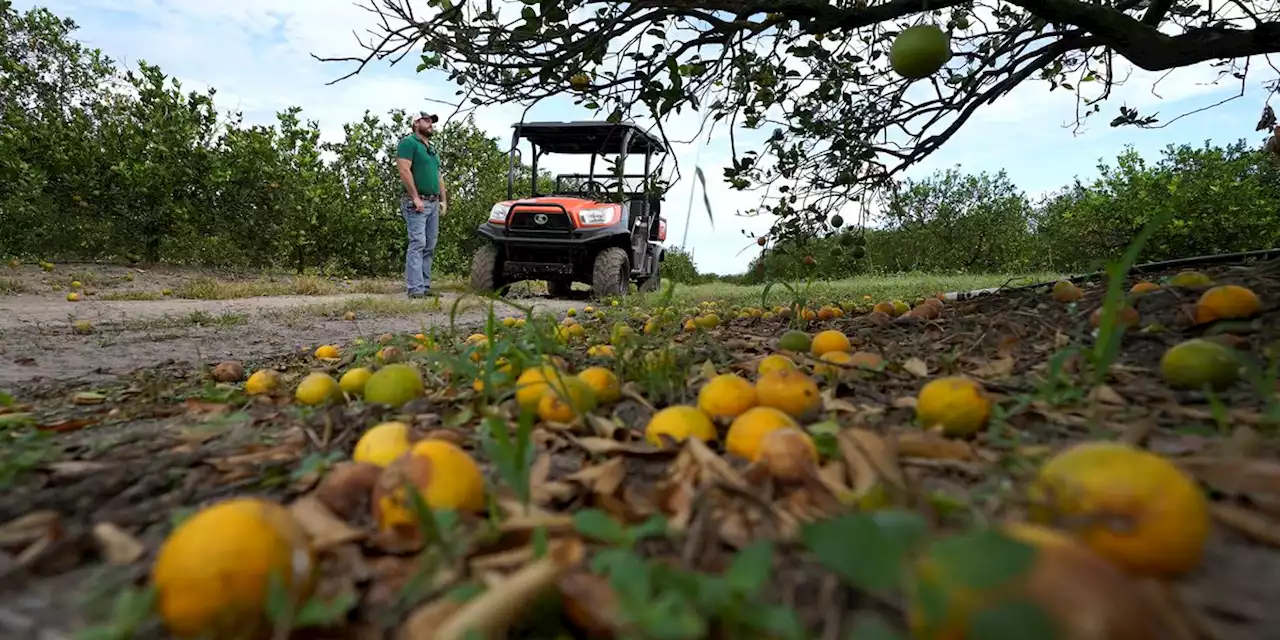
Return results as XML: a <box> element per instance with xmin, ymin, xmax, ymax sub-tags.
<box><xmin>415</xmin><ymin>112</ymin><xmax>439</xmax><ymax>124</ymax></box>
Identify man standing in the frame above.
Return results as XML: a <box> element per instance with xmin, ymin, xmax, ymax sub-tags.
<box><xmin>396</xmin><ymin>112</ymin><xmax>448</xmax><ymax>297</ymax></box>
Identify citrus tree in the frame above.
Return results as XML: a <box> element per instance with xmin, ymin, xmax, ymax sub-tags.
<box><xmin>1032</xmin><ymin>141</ymin><xmax>1280</xmax><ymax>270</ymax></box>
<box><xmin>876</xmin><ymin>168</ymin><xmax>1036</xmax><ymax>273</ymax></box>
<box><xmin>0</xmin><ymin>3</ymin><xmax>536</xmax><ymax>276</ymax></box>
<box><xmin>322</xmin><ymin>0</ymin><xmax>1280</xmax><ymax>244</ymax></box>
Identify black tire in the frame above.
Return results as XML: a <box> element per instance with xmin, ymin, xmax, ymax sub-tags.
<box><xmin>470</xmin><ymin>243</ymin><xmax>503</xmax><ymax>293</ymax></box>
<box><xmin>591</xmin><ymin>247</ymin><xmax>630</xmax><ymax>298</ymax></box>
<box><xmin>638</xmin><ymin>261</ymin><xmax>661</xmax><ymax>293</ymax></box>
<box><xmin>547</xmin><ymin>279</ymin><xmax>573</xmax><ymax>298</ymax></box>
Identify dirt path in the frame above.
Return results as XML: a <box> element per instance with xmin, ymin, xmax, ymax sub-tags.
<box><xmin>0</xmin><ymin>293</ymin><xmax>401</xmax><ymax>326</ymax></box>
<box><xmin>0</xmin><ymin>292</ymin><xmax>578</xmax><ymax>385</ymax></box>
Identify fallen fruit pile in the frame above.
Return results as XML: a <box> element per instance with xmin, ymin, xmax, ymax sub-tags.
<box><xmin>1</xmin><ymin>263</ymin><xmax>1277</xmax><ymax>639</ymax></box>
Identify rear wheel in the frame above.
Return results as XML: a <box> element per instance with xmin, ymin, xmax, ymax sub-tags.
<box><xmin>638</xmin><ymin>261</ymin><xmax>661</xmax><ymax>293</ymax></box>
<box><xmin>591</xmin><ymin>247</ymin><xmax>629</xmax><ymax>298</ymax></box>
<box><xmin>470</xmin><ymin>244</ymin><xmax>504</xmax><ymax>293</ymax></box>
<box><xmin>547</xmin><ymin>279</ymin><xmax>573</xmax><ymax>298</ymax></box>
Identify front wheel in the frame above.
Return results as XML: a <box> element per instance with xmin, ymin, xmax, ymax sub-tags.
<box><xmin>470</xmin><ymin>243</ymin><xmax>504</xmax><ymax>293</ymax></box>
<box><xmin>591</xmin><ymin>247</ymin><xmax>629</xmax><ymax>299</ymax></box>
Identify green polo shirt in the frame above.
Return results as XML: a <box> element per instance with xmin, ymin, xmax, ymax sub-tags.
<box><xmin>396</xmin><ymin>135</ymin><xmax>441</xmax><ymax>196</ymax></box>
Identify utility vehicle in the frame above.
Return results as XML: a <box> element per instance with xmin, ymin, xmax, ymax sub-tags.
<box><xmin>469</xmin><ymin>121</ymin><xmax>668</xmax><ymax>298</ymax></box>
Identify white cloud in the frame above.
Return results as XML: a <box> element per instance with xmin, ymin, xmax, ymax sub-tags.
<box><xmin>21</xmin><ymin>0</ymin><xmax>1274</xmax><ymax>275</ymax></box>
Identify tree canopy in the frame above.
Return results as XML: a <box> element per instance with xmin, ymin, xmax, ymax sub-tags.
<box><xmin>322</xmin><ymin>0</ymin><xmax>1280</xmax><ymax>241</ymax></box>
<box><xmin>0</xmin><ymin>4</ymin><xmax>523</xmax><ymax>274</ymax></box>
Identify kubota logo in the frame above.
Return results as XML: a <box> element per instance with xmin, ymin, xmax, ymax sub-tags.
<box><xmin>534</xmin><ymin>214</ymin><xmax>548</xmax><ymax>225</ymax></box>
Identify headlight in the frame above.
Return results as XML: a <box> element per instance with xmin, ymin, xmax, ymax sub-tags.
<box><xmin>578</xmin><ymin>207</ymin><xmax>614</xmax><ymax>226</ymax></box>
<box><xmin>489</xmin><ymin>203</ymin><xmax>511</xmax><ymax>223</ymax></box>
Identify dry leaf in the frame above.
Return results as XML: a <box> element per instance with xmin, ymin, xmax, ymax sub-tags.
<box><xmin>892</xmin><ymin>395</ymin><xmax>917</xmax><ymax>409</ymax></box>
<box><xmin>43</xmin><ymin>460</ymin><xmax>115</xmax><ymax>477</ymax></box>
<box><xmin>583</xmin><ymin>413</ymin><xmax>622</xmax><ymax>439</ymax></box>
<box><xmin>902</xmin><ymin>357</ymin><xmax>929</xmax><ymax>378</ymax></box>
<box><xmin>314</xmin><ymin>462</ymin><xmax>381</xmax><ymax>521</ymax></box>
<box><xmin>91</xmin><ymin>523</ymin><xmax>144</xmax><ymax>565</ymax></box>
<box><xmin>1090</xmin><ymin>385</ymin><xmax>1127</xmax><ymax>405</ymax></box>
<box><xmin>565</xmin><ymin>456</ymin><xmax>627</xmax><ymax>496</ymax></box>
<box><xmin>290</xmin><ymin>494</ymin><xmax>366</xmax><ymax>551</ymax></box>
<box><xmin>820</xmin><ymin>389</ymin><xmax>861</xmax><ymax>414</ymax></box>
<box><xmin>1213</xmin><ymin>426</ymin><xmax>1264</xmax><ymax>458</ymax></box>
<box><xmin>0</xmin><ymin>511</ymin><xmax>61</xmax><ymax>548</ymax></box>
<box><xmin>569</xmin><ymin>436</ymin><xmax>672</xmax><ymax>458</ymax></box>
<box><xmin>1210</xmin><ymin>504</ymin><xmax>1280</xmax><ymax>549</ymax></box>
<box><xmin>895</xmin><ymin>431</ymin><xmax>980</xmax><ymax>462</ymax></box>
<box><xmin>529</xmin><ymin>453</ymin><xmax>553</xmax><ymax>491</ymax></box>
<box><xmin>969</xmin><ymin>356</ymin><xmax>1015</xmax><ymax>379</ymax></box>
<box><xmin>1180</xmin><ymin>458</ymin><xmax>1280</xmax><ymax>497</ymax></box>
<box><xmin>71</xmin><ymin>391</ymin><xmax>106</xmax><ymax>405</ymax></box>
<box><xmin>559</xmin><ymin>570</ymin><xmax>624</xmax><ymax>637</ymax></box>
<box><xmin>37</xmin><ymin>417</ymin><xmax>100</xmax><ymax>433</ymax></box>
<box><xmin>426</xmin><ymin>538</ymin><xmax>585</xmax><ymax>640</ymax></box>
<box><xmin>838</xmin><ymin>428</ymin><xmax>904</xmax><ymax>499</ymax></box>
<box><xmin>397</xmin><ymin>596</ymin><xmax>468</xmax><ymax>640</ymax></box>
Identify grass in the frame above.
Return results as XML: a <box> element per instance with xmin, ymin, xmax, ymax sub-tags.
<box><xmin>118</xmin><ymin>311</ymin><xmax>250</xmax><ymax>332</ymax></box>
<box><xmin>172</xmin><ymin>275</ymin><xmax>405</xmax><ymax>300</ymax></box>
<box><xmin>93</xmin><ymin>276</ymin><xmax>407</xmax><ymax>301</ymax></box>
<box><xmin>100</xmin><ymin>291</ymin><xmax>165</xmax><ymax>301</ymax></box>
<box><xmin>262</xmin><ymin>296</ymin><xmax>449</xmax><ymax>328</ymax></box>
<box><xmin>0</xmin><ymin>277</ymin><xmax>33</xmax><ymax>295</ymax></box>
<box><xmin>649</xmin><ymin>272</ymin><xmax>1061</xmax><ymax>308</ymax></box>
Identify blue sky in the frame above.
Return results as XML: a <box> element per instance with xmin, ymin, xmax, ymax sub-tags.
<box><xmin>20</xmin><ymin>0</ymin><xmax>1275</xmax><ymax>274</ymax></box>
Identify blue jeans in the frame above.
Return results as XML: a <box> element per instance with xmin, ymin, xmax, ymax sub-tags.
<box><xmin>401</xmin><ymin>195</ymin><xmax>439</xmax><ymax>294</ymax></box>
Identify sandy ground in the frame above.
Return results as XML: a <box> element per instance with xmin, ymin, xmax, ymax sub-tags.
<box><xmin>0</xmin><ymin>264</ymin><xmax>576</xmax><ymax>385</ymax></box>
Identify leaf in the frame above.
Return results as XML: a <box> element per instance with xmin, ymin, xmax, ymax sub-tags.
<box><xmin>838</xmin><ymin>428</ymin><xmax>904</xmax><ymax>499</ymax></box>
<box><xmin>965</xmin><ymin>598</ymin><xmax>1059</xmax><ymax>640</ymax></box>
<box><xmin>895</xmin><ymin>431</ymin><xmax>979</xmax><ymax>461</ymax></box>
<box><xmin>847</xmin><ymin>613</ymin><xmax>908</xmax><ymax>640</ymax></box>
<box><xmin>627</xmin><ymin>514</ymin><xmax>669</xmax><ymax>542</ymax></box>
<box><xmin>725</xmin><ymin>540</ymin><xmax>773</xmax><ymax>594</ymax></box>
<box><xmin>902</xmin><ymin>358</ymin><xmax>929</xmax><ymax>378</ymax></box>
<box><xmin>72</xmin><ymin>391</ymin><xmax>106</xmax><ymax>405</ymax></box>
<box><xmin>0</xmin><ymin>412</ymin><xmax>35</xmax><ymax>429</ymax></box>
<box><xmin>572</xmin><ymin>509</ymin><xmax>630</xmax><ymax>545</ymax></box>
<box><xmin>969</xmin><ymin>356</ymin><xmax>1014</xmax><ymax>379</ymax></box>
<box><xmin>925</xmin><ymin>529</ymin><xmax>1036</xmax><ymax>591</ymax></box>
<box><xmin>801</xmin><ymin>512</ymin><xmax>923</xmax><ymax>592</ymax></box>
<box><xmin>693</xmin><ymin>166</ymin><xmax>714</xmax><ymax>229</ymax></box>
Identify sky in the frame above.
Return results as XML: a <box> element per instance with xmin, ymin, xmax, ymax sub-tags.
<box><xmin>20</xmin><ymin>0</ymin><xmax>1277</xmax><ymax>275</ymax></box>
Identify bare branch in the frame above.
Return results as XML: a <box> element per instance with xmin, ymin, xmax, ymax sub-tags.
<box><xmin>315</xmin><ymin>0</ymin><xmax>1280</xmax><ymax>242</ymax></box>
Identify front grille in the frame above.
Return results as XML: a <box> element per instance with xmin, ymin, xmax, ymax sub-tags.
<box><xmin>508</xmin><ymin>208</ymin><xmax>572</xmax><ymax>231</ymax></box>
<box><xmin>508</xmin><ymin>245</ymin><xmax>574</xmax><ymax>264</ymax></box>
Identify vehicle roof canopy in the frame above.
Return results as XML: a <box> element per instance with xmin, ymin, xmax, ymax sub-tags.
<box><xmin>513</xmin><ymin>121</ymin><xmax>666</xmax><ymax>155</ymax></box>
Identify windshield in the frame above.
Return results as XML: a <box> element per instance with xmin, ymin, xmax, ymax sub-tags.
<box><xmin>552</xmin><ymin>172</ymin><xmax>660</xmax><ymax>201</ymax></box>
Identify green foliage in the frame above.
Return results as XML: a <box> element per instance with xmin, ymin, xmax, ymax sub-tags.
<box><xmin>803</xmin><ymin>510</ymin><xmax>1058</xmax><ymax>640</ymax></box>
<box><xmin>877</xmin><ymin>169</ymin><xmax>1036</xmax><ymax>273</ymax></box>
<box><xmin>660</xmin><ymin>246</ymin><xmax>704</xmax><ymax>284</ymax></box>
<box><xmin>0</xmin><ymin>4</ymin><xmax>516</xmax><ymax>276</ymax></box>
<box><xmin>1032</xmin><ymin>141</ymin><xmax>1280</xmax><ymax>270</ymax></box>
<box><xmin>744</xmin><ymin>144</ymin><xmax>1280</xmax><ymax>283</ymax></box>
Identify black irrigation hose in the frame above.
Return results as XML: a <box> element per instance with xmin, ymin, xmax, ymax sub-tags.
<box><xmin>943</xmin><ymin>248</ymin><xmax>1280</xmax><ymax>302</ymax></box>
